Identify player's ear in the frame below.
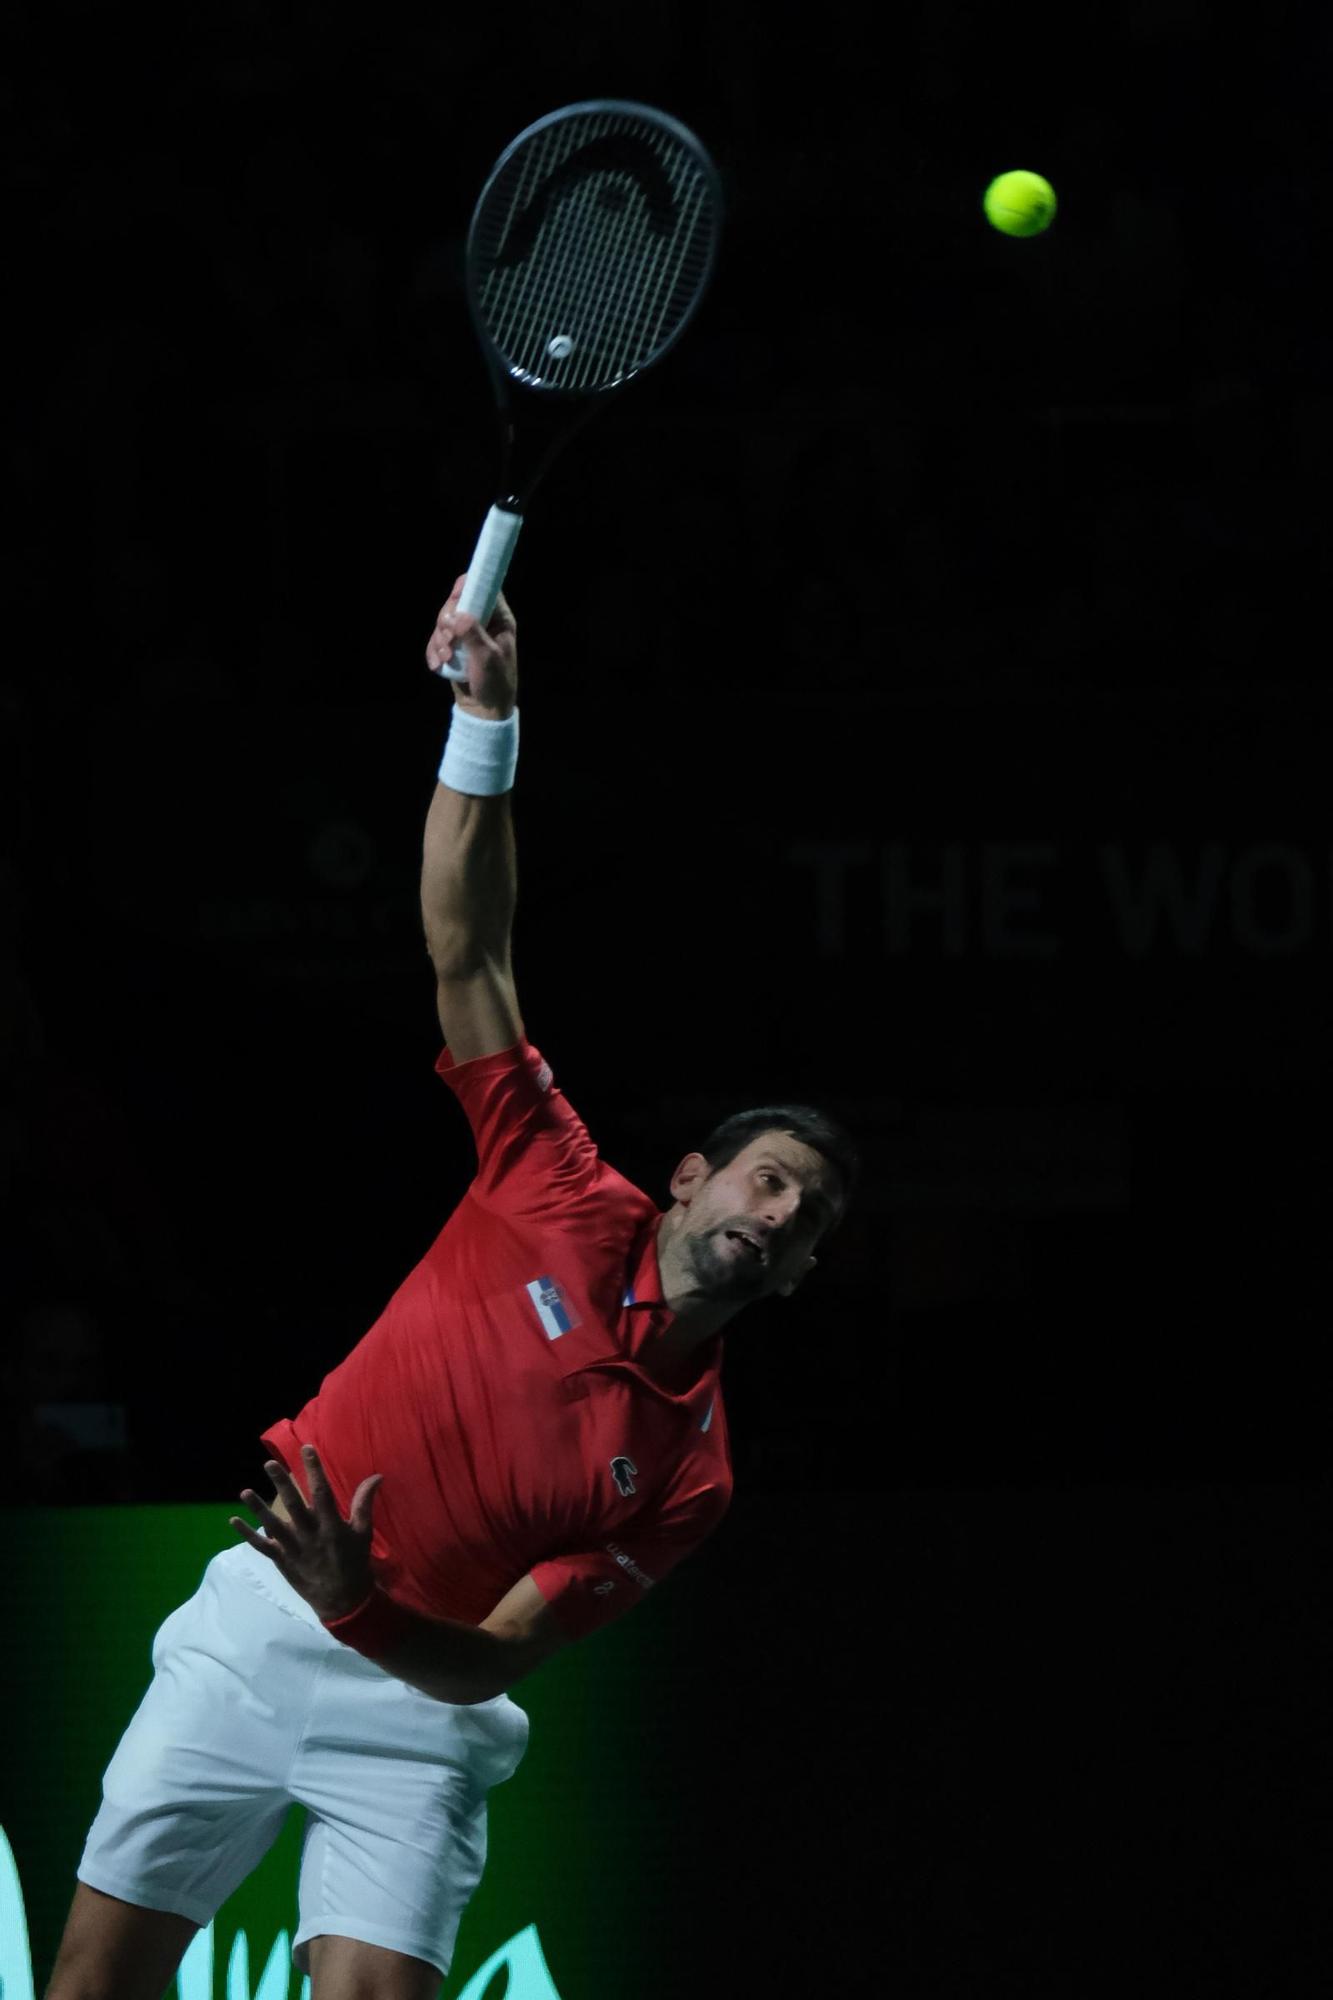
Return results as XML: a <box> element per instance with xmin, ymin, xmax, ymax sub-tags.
<box><xmin>668</xmin><ymin>1153</ymin><xmax>711</xmax><ymax>1205</ymax></box>
<box><xmin>777</xmin><ymin>1254</ymin><xmax>817</xmax><ymax>1299</ymax></box>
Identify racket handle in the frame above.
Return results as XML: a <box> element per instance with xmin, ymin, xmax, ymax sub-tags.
<box><xmin>438</xmin><ymin>505</ymin><xmax>524</xmax><ymax>682</ymax></box>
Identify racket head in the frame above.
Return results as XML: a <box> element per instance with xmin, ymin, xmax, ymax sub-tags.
<box><xmin>464</xmin><ymin>100</ymin><xmax>723</xmax><ymax>400</ymax></box>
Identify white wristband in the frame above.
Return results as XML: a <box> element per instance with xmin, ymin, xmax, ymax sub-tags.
<box><xmin>439</xmin><ymin>706</ymin><xmax>519</xmax><ymax>796</ymax></box>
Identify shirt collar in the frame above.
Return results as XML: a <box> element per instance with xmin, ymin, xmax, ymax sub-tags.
<box><xmin>619</xmin><ymin>1213</ymin><xmax>724</xmax><ymax>1410</ymax></box>
<box><xmin>622</xmin><ymin>1211</ymin><xmax>670</xmax><ymax>1314</ymax></box>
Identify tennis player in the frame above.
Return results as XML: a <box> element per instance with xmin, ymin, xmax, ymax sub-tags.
<box><xmin>46</xmin><ymin>583</ymin><xmax>857</xmax><ymax>2000</ymax></box>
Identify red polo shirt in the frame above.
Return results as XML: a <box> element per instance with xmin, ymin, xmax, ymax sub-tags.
<box><xmin>261</xmin><ymin>1039</ymin><xmax>732</xmax><ymax>1639</ymax></box>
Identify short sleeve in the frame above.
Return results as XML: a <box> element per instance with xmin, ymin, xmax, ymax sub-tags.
<box><xmin>529</xmin><ymin>1484</ymin><xmax>730</xmax><ymax>1640</ymax></box>
<box><xmin>436</xmin><ymin>1038</ymin><xmax>600</xmax><ymax>1216</ymax></box>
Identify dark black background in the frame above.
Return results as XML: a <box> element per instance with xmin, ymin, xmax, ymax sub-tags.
<box><xmin>4</xmin><ymin>2</ymin><xmax>1332</xmax><ymax>1993</ymax></box>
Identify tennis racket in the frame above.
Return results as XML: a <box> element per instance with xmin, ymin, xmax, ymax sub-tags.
<box><xmin>434</xmin><ymin>99</ymin><xmax>723</xmax><ymax>680</ymax></box>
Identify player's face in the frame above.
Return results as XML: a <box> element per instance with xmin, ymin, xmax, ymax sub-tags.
<box><xmin>674</xmin><ymin>1133</ymin><xmax>840</xmax><ymax>1303</ymax></box>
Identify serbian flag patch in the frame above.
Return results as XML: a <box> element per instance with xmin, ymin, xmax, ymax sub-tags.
<box><xmin>525</xmin><ymin>1276</ymin><xmax>581</xmax><ymax>1341</ymax></box>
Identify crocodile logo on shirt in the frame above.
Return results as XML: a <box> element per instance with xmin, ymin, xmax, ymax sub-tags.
<box><xmin>609</xmin><ymin>1455</ymin><xmax>639</xmax><ymax>1496</ymax></box>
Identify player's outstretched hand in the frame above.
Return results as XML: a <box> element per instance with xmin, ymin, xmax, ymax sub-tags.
<box><xmin>425</xmin><ymin>576</ymin><xmax>517</xmax><ymax>721</ymax></box>
<box><xmin>232</xmin><ymin>1444</ymin><xmax>382</xmax><ymax>1623</ymax></box>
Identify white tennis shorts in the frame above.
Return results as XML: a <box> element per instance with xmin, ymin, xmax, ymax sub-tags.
<box><xmin>77</xmin><ymin>1539</ymin><xmax>530</xmax><ymax>1978</ymax></box>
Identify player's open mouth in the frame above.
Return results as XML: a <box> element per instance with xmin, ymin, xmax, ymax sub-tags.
<box><xmin>724</xmin><ymin>1229</ymin><xmax>765</xmax><ymax>1265</ymax></box>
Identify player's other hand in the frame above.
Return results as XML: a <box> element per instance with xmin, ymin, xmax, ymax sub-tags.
<box><xmin>232</xmin><ymin>1444</ymin><xmax>381</xmax><ymax>1623</ymax></box>
<box><xmin>426</xmin><ymin>578</ymin><xmax>517</xmax><ymax>720</ymax></box>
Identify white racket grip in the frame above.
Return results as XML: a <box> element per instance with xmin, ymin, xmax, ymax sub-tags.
<box><xmin>438</xmin><ymin>504</ymin><xmax>524</xmax><ymax>682</ymax></box>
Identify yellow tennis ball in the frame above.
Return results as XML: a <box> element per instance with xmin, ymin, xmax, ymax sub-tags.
<box><xmin>983</xmin><ymin>169</ymin><xmax>1058</xmax><ymax>238</ymax></box>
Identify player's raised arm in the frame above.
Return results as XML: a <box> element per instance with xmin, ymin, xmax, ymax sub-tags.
<box><xmin>421</xmin><ymin>579</ymin><xmax>524</xmax><ymax>1063</ymax></box>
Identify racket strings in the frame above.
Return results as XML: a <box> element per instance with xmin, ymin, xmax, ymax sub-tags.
<box><xmin>485</xmin><ymin>112</ymin><xmax>661</xmax><ymax>380</ymax></box>
<box><xmin>575</xmin><ymin>131</ymin><xmax>685</xmax><ymax>388</ymax></box>
<box><xmin>478</xmin><ymin>112</ymin><xmax>605</xmax><ymax>364</ymax></box>
<box><xmin>512</xmin><ymin>118</ymin><xmax>645</xmax><ymax>382</ymax></box>
<box><xmin>474</xmin><ymin>109</ymin><xmax>717</xmax><ymax>390</ymax></box>
<box><xmin>549</xmin><ymin>169</ymin><xmax>669</xmax><ymax>387</ymax></box>
<box><xmin>540</xmin><ymin>151</ymin><xmax>709</xmax><ymax>388</ymax></box>
<box><xmin>604</xmin><ymin>156</ymin><xmax>712</xmax><ymax>387</ymax></box>
<box><xmin>485</xmin><ymin>115</ymin><xmax>590</xmax><ymax>378</ymax></box>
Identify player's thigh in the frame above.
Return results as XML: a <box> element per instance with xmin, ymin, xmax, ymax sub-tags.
<box><xmin>45</xmin><ymin>1882</ymin><xmax>199</xmax><ymax>2000</ymax></box>
<box><xmin>306</xmin><ymin>1933</ymin><xmax>442</xmax><ymax>2000</ymax></box>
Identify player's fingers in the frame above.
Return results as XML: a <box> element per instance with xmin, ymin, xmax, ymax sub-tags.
<box><xmin>449</xmin><ymin>611</ymin><xmax>497</xmax><ymax>656</ymax></box>
<box><xmin>426</xmin><ymin>614</ymin><xmax>456</xmax><ymax>673</ymax></box>
<box><xmin>299</xmin><ymin>1443</ymin><xmax>340</xmax><ymax>1521</ymax></box>
<box><xmin>427</xmin><ymin>585</ymin><xmax>467</xmax><ymax>653</ymax></box>
<box><xmin>426</xmin><ymin>628</ymin><xmax>454</xmax><ymax>673</ymax></box>
<box><xmin>264</xmin><ymin>1457</ymin><xmax>310</xmax><ymax>1517</ymax></box>
<box><xmin>432</xmin><ymin>581</ymin><xmax>466</xmax><ymax>630</ymax></box>
<box><xmin>349</xmin><ymin>1473</ymin><xmax>383</xmax><ymax>1534</ymax></box>
<box><xmin>488</xmin><ymin>590</ymin><xmax>516</xmax><ymax>635</ymax></box>
<box><xmin>230</xmin><ymin>1516</ymin><xmax>285</xmax><ymax>1563</ymax></box>
<box><xmin>239</xmin><ymin>1487</ymin><xmax>296</xmax><ymax>1544</ymax></box>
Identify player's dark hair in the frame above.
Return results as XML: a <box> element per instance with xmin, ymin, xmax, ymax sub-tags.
<box><xmin>697</xmin><ymin>1105</ymin><xmax>860</xmax><ymax>1226</ymax></box>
